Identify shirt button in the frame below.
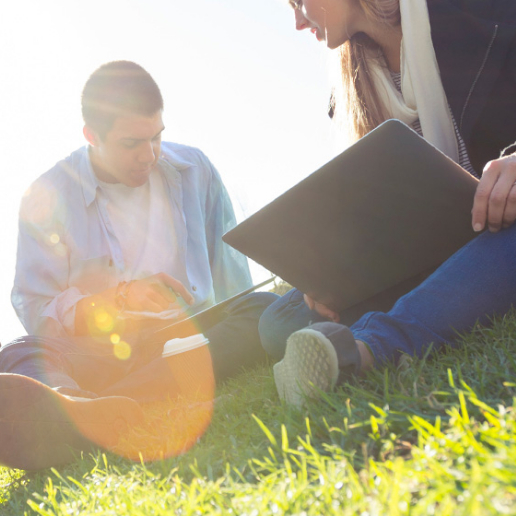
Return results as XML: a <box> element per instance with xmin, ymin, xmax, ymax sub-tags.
<box><xmin>192</xmin><ymin>285</ymin><xmax>197</xmax><ymax>292</ymax></box>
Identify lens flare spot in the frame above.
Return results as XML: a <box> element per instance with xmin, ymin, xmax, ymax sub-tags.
<box><xmin>50</xmin><ymin>233</ymin><xmax>60</xmax><ymax>244</ymax></box>
<box><xmin>112</xmin><ymin>345</ymin><xmax>215</xmax><ymax>462</ymax></box>
<box><xmin>94</xmin><ymin>309</ymin><xmax>115</xmax><ymax>333</ymax></box>
<box><xmin>110</xmin><ymin>333</ymin><xmax>121</xmax><ymax>344</ymax></box>
<box><xmin>113</xmin><ymin>340</ymin><xmax>131</xmax><ymax>360</ymax></box>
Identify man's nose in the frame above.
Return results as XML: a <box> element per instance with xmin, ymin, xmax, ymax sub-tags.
<box><xmin>138</xmin><ymin>142</ymin><xmax>156</xmax><ymax>163</ymax></box>
<box><xmin>295</xmin><ymin>9</ymin><xmax>309</xmax><ymax>31</ymax></box>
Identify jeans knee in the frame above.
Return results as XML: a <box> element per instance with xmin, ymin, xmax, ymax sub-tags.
<box><xmin>0</xmin><ymin>338</ymin><xmax>33</xmax><ymax>373</ymax></box>
<box><xmin>226</xmin><ymin>291</ymin><xmax>278</xmax><ymax>317</ymax></box>
<box><xmin>258</xmin><ymin>299</ymin><xmax>289</xmax><ymax>360</ymax></box>
<box><xmin>248</xmin><ymin>291</ymin><xmax>280</xmax><ymax>312</ymax></box>
<box><xmin>0</xmin><ymin>336</ymin><xmax>67</xmax><ymax>374</ymax></box>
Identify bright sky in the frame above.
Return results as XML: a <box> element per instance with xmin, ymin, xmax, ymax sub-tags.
<box><xmin>0</xmin><ymin>0</ymin><xmax>342</xmax><ymax>343</ymax></box>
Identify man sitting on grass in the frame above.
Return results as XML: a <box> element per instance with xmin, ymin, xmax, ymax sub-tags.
<box><xmin>0</xmin><ymin>61</ymin><xmax>276</xmax><ymax>471</ymax></box>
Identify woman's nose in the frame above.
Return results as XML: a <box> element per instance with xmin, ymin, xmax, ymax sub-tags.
<box><xmin>295</xmin><ymin>9</ymin><xmax>309</xmax><ymax>31</ymax></box>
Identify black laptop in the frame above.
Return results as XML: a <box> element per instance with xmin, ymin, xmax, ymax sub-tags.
<box><xmin>223</xmin><ymin>120</ymin><xmax>479</xmax><ymax>313</ymax></box>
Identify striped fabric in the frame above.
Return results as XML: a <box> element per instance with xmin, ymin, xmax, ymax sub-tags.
<box><xmin>391</xmin><ymin>72</ymin><xmax>478</xmax><ymax>178</ymax></box>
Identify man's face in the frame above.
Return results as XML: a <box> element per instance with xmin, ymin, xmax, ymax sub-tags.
<box><xmin>86</xmin><ymin>111</ymin><xmax>164</xmax><ymax>187</ymax></box>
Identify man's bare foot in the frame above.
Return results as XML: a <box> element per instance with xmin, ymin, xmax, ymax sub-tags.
<box><xmin>356</xmin><ymin>340</ymin><xmax>374</xmax><ymax>372</ymax></box>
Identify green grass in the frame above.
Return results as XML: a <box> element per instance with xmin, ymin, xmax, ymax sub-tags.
<box><xmin>2</xmin><ymin>310</ymin><xmax>516</xmax><ymax>515</ymax></box>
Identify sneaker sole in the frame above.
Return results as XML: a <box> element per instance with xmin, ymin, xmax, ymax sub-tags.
<box><xmin>0</xmin><ymin>374</ymin><xmax>144</xmax><ymax>470</ymax></box>
<box><xmin>274</xmin><ymin>328</ymin><xmax>339</xmax><ymax>407</ymax></box>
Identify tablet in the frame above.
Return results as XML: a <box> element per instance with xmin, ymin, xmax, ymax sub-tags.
<box><xmin>152</xmin><ymin>276</ymin><xmax>275</xmax><ymax>340</ymax></box>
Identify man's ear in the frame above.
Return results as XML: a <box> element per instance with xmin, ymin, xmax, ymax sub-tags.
<box><xmin>83</xmin><ymin>125</ymin><xmax>99</xmax><ymax>146</ymax></box>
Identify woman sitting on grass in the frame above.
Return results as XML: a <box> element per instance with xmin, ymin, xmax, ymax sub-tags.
<box><xmin>259</xmin><ymin>0</ymin><xmax>516</xmax><ymax>407</ymax></box>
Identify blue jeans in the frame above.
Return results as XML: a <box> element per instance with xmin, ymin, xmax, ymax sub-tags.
<box><xmin>0</xmin><ymin>292</ymin><xmax>278</xmax><ymax>401</ymax></box>
<box><xmin>259</xmin><ymin>224</ymin><xmax>516</xmax><ymax>365</ymax></box>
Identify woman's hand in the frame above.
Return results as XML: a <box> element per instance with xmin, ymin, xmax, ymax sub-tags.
<box><xmin>472</xmin><ymin>153</ymin><xmax>516</xmax><ymax>233</ymax></box>
<box><xmin>125</xmin><ymin>273</ymin><xmax>194</xmax><ymax>313</ymax></box>
<box><xmin>303</xmin><ymin>294</ymin><xmax>340</xmax><ymax>323</ymax></box>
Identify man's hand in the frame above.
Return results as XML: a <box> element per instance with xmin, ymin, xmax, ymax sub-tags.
<box><xmin>74</xmin><ymin>273</ymin><xmax>195</xmax><ymax>336</ymax></box>
<box><xmin>303</xmin><ymin>294</ymin><xmax>340</xmax><ymax>323</ymax></box>
<box><xmin>472</xmin><ymin>153</ymin><xmax>516</xmax><ymax>233</ymax></box>
<box><xmin>125</xmin><ymin>273</ymin><xmax>195</xmax><ymax>313</ymax></box>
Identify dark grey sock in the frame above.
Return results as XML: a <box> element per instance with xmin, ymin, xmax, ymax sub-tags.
<box><xmin>305</xmin><ymin>322</ymin><xmax>361</xmax><ymax>384</ymax></box>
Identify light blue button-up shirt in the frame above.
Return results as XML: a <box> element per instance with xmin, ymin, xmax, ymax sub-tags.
<box><xmin>12</xmin><ymin>142</ymin><xmax>252</xmax><ymax>337</ymax></box>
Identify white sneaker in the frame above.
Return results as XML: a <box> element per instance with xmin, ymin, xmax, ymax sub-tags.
<box><xmin>273</xmin><ymin>328</ymin><xmax>339</xmax><ymax>408</ymax></box>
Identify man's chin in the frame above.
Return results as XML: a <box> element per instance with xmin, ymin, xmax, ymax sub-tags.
<box><xmin>127</xmin><ymin>170</ymin><xmax>152</xmax><ymax>187</ymax></box>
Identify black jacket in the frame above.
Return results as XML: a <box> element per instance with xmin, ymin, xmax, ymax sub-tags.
<box><xmin>428</xmin><ymin>0</ymin><xmax>516</xmax><ymax>174</ymax></box>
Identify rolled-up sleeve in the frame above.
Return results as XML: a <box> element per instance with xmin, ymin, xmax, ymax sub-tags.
<box><xmin>202</xmin><ymin>155</ymin><xmax>252</xmax><ymax>301</ymax></box>
<box><xmin>11</xmin><ymin>179</ymin><xmax>87</xmax><ymax>337</ymax></box>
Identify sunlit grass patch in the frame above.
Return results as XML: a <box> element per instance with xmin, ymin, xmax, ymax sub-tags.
<box><xmin>10</xmin><ymin>394</ymin><xmax>516</xmax><ymax>515</ymax></box>
<box><xmin>1</xmin><ymin>309</ymin><xmax>516</xmax><ymax>515</ymax></box>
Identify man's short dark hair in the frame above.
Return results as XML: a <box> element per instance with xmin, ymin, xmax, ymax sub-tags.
<box><xmin>81</xmin><ymin>61</ymin><xmax>164</xmax><ymax>137</ymax></box>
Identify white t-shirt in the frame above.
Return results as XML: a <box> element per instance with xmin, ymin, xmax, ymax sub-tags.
<box><xmin>98</xmin><ymin>171</ymin><xmax>179</xmax><ymax>282</ymax></box>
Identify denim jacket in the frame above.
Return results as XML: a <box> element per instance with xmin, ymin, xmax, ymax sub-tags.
<box><xmin>12</xmin><ymin>142</ymin><xmax>252</xmax><ymax>336</ymax></box>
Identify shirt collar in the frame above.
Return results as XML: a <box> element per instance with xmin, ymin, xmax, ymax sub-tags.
<box><xmin>74</xmin><ymin>146</ymin><xmax>100</xmax><ymax>207</ymax></box>
<box><xmin>159</xmin><ymin>144</ymin><xmax>195</xmax><ymax>171</ymax></box>
<box><xmin>76</xmin><ymin>144</ymin><xmax>195</xmax><ymax>207</ymax></box>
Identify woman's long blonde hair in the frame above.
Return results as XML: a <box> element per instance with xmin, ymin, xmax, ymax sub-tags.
<box><xmin>332</xmin><ymin>0</ymin><xmax>400</xmax><ymax>142</ymax></box>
